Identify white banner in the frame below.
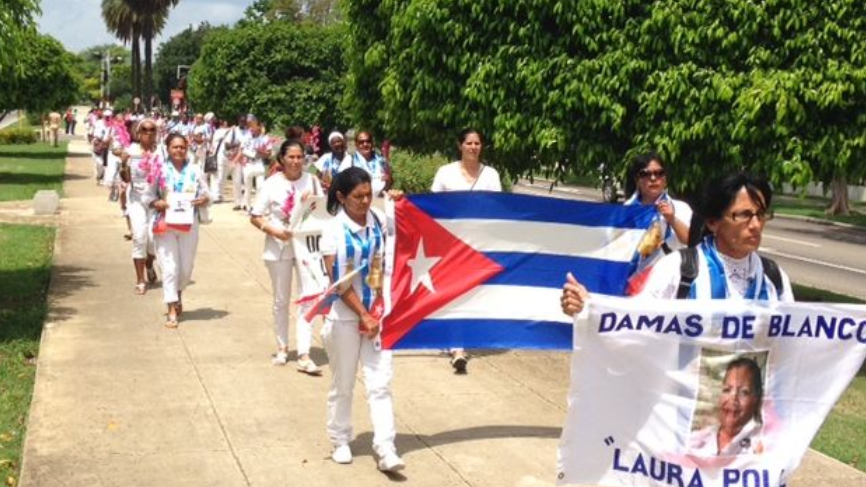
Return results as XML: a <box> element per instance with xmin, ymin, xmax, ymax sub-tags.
<box><xmin>290</xmin><ymin>195</ymin><xmax>330</xmax><ymax>299</ymax></box>
<box><xmin>557</xmin><ymin>295</ymin><xmax>866</xmax><ymax>487</ymax></box>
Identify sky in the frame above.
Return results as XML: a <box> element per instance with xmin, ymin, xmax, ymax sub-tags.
<box><xmin>36</xmin><ymin>0</ymin><xmax>252</xmax><ymax>54</ymax></box>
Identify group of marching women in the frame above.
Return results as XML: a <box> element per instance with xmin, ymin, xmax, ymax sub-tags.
<box><xmin>100</xmin><ymin>108</ymin><xmax>790</xmax><ymax>468</ymax></box>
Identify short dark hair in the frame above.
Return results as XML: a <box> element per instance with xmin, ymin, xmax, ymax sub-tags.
<box><xmin>327</xmin><ymin>167</ymin><xmax>372</xmax><ymax>215</ymax></box>
<box><xmin>278</xmin><ymin>139</ymin><xmax>304</xmax><ymax>161</ymax></box>
<box><xmin>690</xmin><ymin>172</ymin><xmax>773</xmax><ymax>244</ymax></box>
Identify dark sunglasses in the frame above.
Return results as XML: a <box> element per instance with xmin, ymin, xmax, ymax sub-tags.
<box><xmin>139</xmin><ymin>127</ymin><xmax>156</xmax><ymax>133</ymax></box>
<box><xmin>356</xmin><ymin>139</ymin><xmax>372</xmax><ymax>145</ymax></box>
<box><xmin>638</xmin><ymin>169</ymin><xmax>666</xmax><ymax>179</ymax></box>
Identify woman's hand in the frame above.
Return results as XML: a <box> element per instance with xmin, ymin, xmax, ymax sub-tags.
<box><xmin>657</xmin><ymin>200</ymin><xmax>675</xmax><ymax>223</ymax></box>
<box><xmin>359</xmin><ymin>312</ymin><xmax>380</xmax><ymax>338</ymax></box>
<box><xmin>387</xmin><ymin>189</ymin><xmax>404</xmax><ymax>201</ymax></box>
<box><xmin>152</xmin><ymin>199</ymin><xmax>168</xmax><ymax>213</ymax></box>
<box><xmin>191</xmin><ymin>196</ymin><xmax>209</xmax><ymax>208</ymax></box>
<box><xmin>270</xmin><ymin>226</ymin><xmax>292</xmax><ymax>241</ymax></box>
<box><xmin>562</xmin><ymin>272</ymin><xmax>589</xmax><ymax>316</ymax></box>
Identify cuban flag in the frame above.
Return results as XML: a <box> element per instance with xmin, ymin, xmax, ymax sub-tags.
<box><xmin>381</xmin><ymin>192</ymin><xmax>656</xmax><ymax>350</ymax></box>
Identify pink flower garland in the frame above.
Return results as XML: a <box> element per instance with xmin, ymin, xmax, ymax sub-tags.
<box><xmin>281</xmin><ymin>187</ymin><xmax>296</xmax><ymax>224</ymax></box>
<box><xmin>139</xmin><ymin>151</ymin><xmax>165</xmax><ymax>189</ymax></box>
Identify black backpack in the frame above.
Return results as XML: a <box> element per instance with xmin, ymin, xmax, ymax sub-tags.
<box><xmin>676</xmin><ymin>247</ymin><xmax>782</xmax><ymax>299</ymax></box>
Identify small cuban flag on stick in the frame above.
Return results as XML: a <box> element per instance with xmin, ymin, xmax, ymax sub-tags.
<box><xmin>298</xmin><ymin>265</ymin><xmax>366</xmax><ymax>322</ymax></box>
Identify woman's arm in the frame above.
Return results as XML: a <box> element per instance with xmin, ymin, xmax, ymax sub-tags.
<box><xmin>323</xmin><ymin>254</ymin><xmax>380</xmax><ymax>338</ymax></box>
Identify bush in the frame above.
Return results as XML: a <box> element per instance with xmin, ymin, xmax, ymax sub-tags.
<box><xmin>0</xmin><ymin>128</ymin><xmax>37</xmax><ymax>145</ymax></box>
<box><xmin>390</xmin><ymin>150</ymin><xmax>448</xmax><ymax>194</ymax></box>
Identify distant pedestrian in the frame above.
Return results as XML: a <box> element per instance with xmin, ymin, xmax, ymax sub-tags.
<box><xmin>48</xmin><ymin>111</ymin><xmax>61</xmax><ymax>147</ymax></box>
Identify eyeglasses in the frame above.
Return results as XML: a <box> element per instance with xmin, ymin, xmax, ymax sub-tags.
<box><xmin>638</xmin><ymin>169</ymin><xmax>666</xmax><ymax>179</ymax></box>
<box><xmin>729</xmin><ymin>209</ymin><xmax>774</xmax><ymax>223</ymax></box>
<box><xmin>140</xmin><ymin>127</ymin><xmax>156</xmax><ymax>133</ymax></box>
<box><xmin>356</xmin><ymin>139</ymin><xmax>372</xmax><ymax>145</ymax></box>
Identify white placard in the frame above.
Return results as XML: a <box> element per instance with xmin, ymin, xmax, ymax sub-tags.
<box><xmin>165</xmin><ymin>192</ymin><xmax>195</xmax><ymax>225</ymax></box>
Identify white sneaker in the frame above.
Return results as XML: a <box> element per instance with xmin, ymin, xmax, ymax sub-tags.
<box><xmin>377</xmin><ymin>451</ymin><xmax>405</xmax><ymax>472</ymax></box>
<box><xmin>331</xmin><ymin>444</ymin><xmax>352</xmax><ymax>464</ymax></box>
<box><xmin>297</xmin><ymin>357</ymin><xmax>321</xmax><ymax>375</ymax></box>
<box><xmin>271</xmin><ymin>351</ymin><xmax>289</xmax><ymax>366</ymax></box>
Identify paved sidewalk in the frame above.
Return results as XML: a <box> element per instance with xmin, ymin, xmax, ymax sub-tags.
<box><xmin>18</xmin><ymin>140</ymin><xmax>866</xmax><ymax>486</ymax></box>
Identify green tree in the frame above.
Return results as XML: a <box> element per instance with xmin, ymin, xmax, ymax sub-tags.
<box><xmin>240</xmin><ymin>0</ymin><xmax>340</xmax><ymax>25</ymax></box>
<box><xmin>187</xmin><ymin>21</ymin><xmax>349</xmax><ymax>130</ymax></box>
<box><xmin>75</xmin><ymin>44</ymin><xmax>132</xmax><ymax>105</ymax></box>
<box><xmin>101</xmin><ymin>0</ymin><xmax>142</xmax><ymax>99</ymax></box>
<box><xmin>153</xmin><ymin>23</ymin><xmax>224</xmax><ymax>104</ymax></box>
<box><xmin>122</xmin><ymin>0</ymin><xmax>180</xmax><ymax>108</ymax></box>
<box><xmin>0</xmin><ymin>33</ymin><xmax>80</xmax><ymax>114</ymax></box>
<box><xmin>344</xmin><ymin>0</ymin><xmax>866</xmax><ymax>214</ymax></box>
<box><xmin>0</xmin><ymin>0</ymin><xmax>40</xmax><ymax>76</ymax></box>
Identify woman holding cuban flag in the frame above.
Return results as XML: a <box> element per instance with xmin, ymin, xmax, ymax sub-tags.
<box><xmin>318</xmin><ymin>167</ymin><xmax>405</xmax><ymax>473</ymax></box>
<box><xmin>623</xmin><ymin>152</ymin><xmax>692</xmax><ymax>272</ymax></box>
<box><xmin>249</xmin><ymin>140</ymin><xmax>324</xmax><ymax>373</ymax></box>
<box><xmin>562</xmin><ymin>172</ymin><xmax>794</xmax><ymax>312</ymax></box>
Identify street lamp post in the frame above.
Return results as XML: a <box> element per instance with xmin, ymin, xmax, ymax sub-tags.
<box><xmin>96</xmin><ymin>51</ymin><xmax>123</xmax><ymax>108</ymax></box>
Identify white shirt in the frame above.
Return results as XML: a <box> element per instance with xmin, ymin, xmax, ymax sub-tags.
<box><xmin>351</xmin><ymin>152</ymin><xmax>388</xmax><ymax>196</ymax></box>
<box><xmin>251</xmin><ymin>172</ymin><xmax>323</xmax><ymax>261</ymax></box>
<box><xmin>690</xmin><ymin>418</ymin><xmax>764</xmax><ymax>456</ymax></box>
<box><xmin>636</xmin><ymin>244</ymin><xmax>794</xmax><ymax>302</ymax></box>
<box><xmin>431</xmin><ymin>161</ymin><xmax>502</xmax><ymax>192</ymax></box>
<box><xmin>126</xmin><ymin>143</ymin><xmax>162</xmax><ymax>203</ymax></box>
<box><xmin>321</xmin><ymin>209</ymin><xmax>385</xmax><ymax>321</ymax></box>
<box><xmin>314</xmin><ymin>151</ymin><xmax>352</xmax><ymax>177</ymax></box>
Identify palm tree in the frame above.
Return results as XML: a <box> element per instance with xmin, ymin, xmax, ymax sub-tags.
<box><xmin>101</xmin><ymin>0</ymin><xmax>141</xmax><ymax>99</ymax></box>
<box><xmin>122</xmin><ymin>0</ymin><xmax>180</xmax><ymax>109</ymax></box>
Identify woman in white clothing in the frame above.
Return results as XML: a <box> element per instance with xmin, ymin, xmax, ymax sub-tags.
<box><xmin>144</xmin><ymin>134</ymin><xmax>211</xmax><ymax>328</ymax></box>
<box><xmin>623</xmin><ymin>152</ymin><xmax>692</xmax><ymax>273</ymax></box>
<box><xmin>562</xmin><ymin>172</ymin><xmax>793</xmax><ymax>312</ymax></box>
<box><xmin>240</xmin><ymin>118</ymin><xmax>271</xmax><ymax>211</ymax></box>
<box><xmin>351</xmin><ymin>131</ymin><xmax>391</xmax><ymax>197</ymax></box>
<box><xmin>320</xmin><ymin>167</ymin><xmax>405</xmax><ymax>473</ymax></box>
<box><xmin>249</xmin><ymin>140</ymin><xmax>324</xmax><ymax>374</ymax></box>
<box><xmin>121</xmin><ymin>119</ymin><xmax>159</xmax><ymax>294</ymax></box>
<box><xmin>430</xmin><ymin>128</ymin><xmax>502</xmax><ymax>373</ymax></box>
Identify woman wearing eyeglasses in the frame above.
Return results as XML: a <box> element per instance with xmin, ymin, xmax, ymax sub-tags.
<box><xmin>121</xmin><ymin>119</ymin><xmax>160</xmax><ymax>295</ymax></box>
<box><xmin>623</xmin><ymin>152</ymin><xmax>692</xmax><ymax>272</ymax></box>
<box><xmin>562</xmin><ymin>172</ymin><xmax>793</xmax><ymax>310</ymax></box>
<box><xmin>351</xmin><ymin>131</ymin><xmax>391</xmax><ymax>197</ymax></box>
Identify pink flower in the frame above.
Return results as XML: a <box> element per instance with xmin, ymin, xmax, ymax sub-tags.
<box><xmin>281</xmin><ymin>188</ymin><xmax>296</xmax><ymax>223</ymax></box>
<box><xmin>140</xmin><ymin>152</ymin><xmax>165</xmax><ymax>189</ymax></box>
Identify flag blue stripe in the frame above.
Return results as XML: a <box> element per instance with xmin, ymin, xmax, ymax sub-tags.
<box><xmin>410</xmin><ymin>192</ymin><xmax>655</xmax><ymax>228</ymax></box>
<box><xmin>393</xmin><ymin>318</ymin><xmax>572</xmax><ymax>350</ymax></box>
<box><xmin>483</xmin><ymin>252</ymin><xmax>631</xmax><ymax>295</ymax></box>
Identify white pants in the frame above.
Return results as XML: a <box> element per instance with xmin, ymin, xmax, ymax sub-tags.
<box><xmin>265</xmin><ymin>259</ymin><xmax>315</xmax><ymax>354</ymax></box>
<box><xmin>231</xmin><ymin>161</ymin><xmax>244</xmax><ymax>204</ymax></box>
<box><xmin>127</xmin><ymin>200</ymin><xmax>154</xmax><ymax>259</ymax></box>
<box><xmin>209</xmin><ymin>152</ymin><xmax>230</xmax><ymax>201</ymax></box>
<box><xmin>322</xmin><ymin>319</ymin><xmax>396</xmax><ymax>456</ymax></box>
<box><xmin>92</xmin><ymin>152</ymin><xmax>106</xmax><ymax>181</ymax></box>
<box><xmin>102</xmin><ymin>153</ymin><xmax>120</xmax><ymax>187</ymax></box>
<box><xmin>155</xmin><ymin>225</ymin><xmax>199</xmax><ymax>303</ymax></box>
<box><xmin>242</xmin><ymin>162</ymin><xmax>265</xmax><ymax>208</ymax></box>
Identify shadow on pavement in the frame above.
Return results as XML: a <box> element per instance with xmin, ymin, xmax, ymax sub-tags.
<box><xmin>0</xmin><ymin>171</ymin><xmax>64</xmax><ymax>186</ymax></box>
<box><xmin>355</xmin><ymin>425</ymin><xmax>562</xmax><ymax>457</ymax></box>
<box><xmin>180</xmin><ymin>307</ymin><xmax>229</xmax><ymax>321</ymax></box>
<box><xmin>46</xmin><ymin>265</ymin><xmax>97</xmax><ymax>325</ymax></box>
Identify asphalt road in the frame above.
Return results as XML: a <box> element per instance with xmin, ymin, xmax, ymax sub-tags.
<box><xmin>514</xmin><ymin>179</ymin><xmax>866</xmax><ymax>301</ymax></box>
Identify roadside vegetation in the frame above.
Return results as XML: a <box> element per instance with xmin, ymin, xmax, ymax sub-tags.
<box><xmin>0</xmin><ymin>142</ymin><xmax>67</xmax><ymax>202</ymax></box>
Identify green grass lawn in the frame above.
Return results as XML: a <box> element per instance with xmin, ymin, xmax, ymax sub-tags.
<box><xmin>770</xmin><ymin>194</ymin><xmax>866</xmax><ymax>227</ymax></box>
<box><xmin>0</xmin><ymin>142</ymin><xmax>67</xmax><ymax>202</ymax></box>
<box><xmin>0</xmin><ymin>223</ymin><xmax>54</xmax><ymax>486</ymax></box>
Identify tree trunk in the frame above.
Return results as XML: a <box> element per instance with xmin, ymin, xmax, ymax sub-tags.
<box><xmin>826</xmin><ymin>175</ymin><xmax>851</xmax><ymax>216</ymax></box>
<box><xmin>132</xmin><ymin>31</ymin><xmax>141</xmax><ymax>103</ymax></box>
<box><xmin>144</xmin><ymin>36</ymin><xmax>153</xmax><ymax>111</ymax></box>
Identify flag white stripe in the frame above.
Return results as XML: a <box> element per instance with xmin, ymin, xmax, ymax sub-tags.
<box><xmin>436</xmin><ymin>219</ymin><xmax>646</xmax><ymax>263</ymax></box>
<box><xmin>427</xmin><ymin>284</ymin><xmax>571</xmax><ymax>323</ymax></box>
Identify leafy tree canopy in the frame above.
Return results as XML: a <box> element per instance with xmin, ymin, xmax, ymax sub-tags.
<box><xmin>153</xmin><ymin>22</ymin><xmax>225</xmax><ymax>103</ymax></box>
<box><xmin>187</xmin><ymin>21</ymin><xmax>349</xmax><ymax>131</ymax></box>
<box><xmin>344</xmin><ymin>0</ymin><xmax>866</xmax><ymax>198</ymax></box>
<box><xmin>0</xmin><ymin>33</ymin><xmax>80</xmax><ymax>113</ymax></box>
<box><xmin>0</xmin><ymin>0</ymin><xmax>40</xmax><ymax>75</ymax></box>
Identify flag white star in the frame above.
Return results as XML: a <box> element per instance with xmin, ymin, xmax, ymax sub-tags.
<box><xmin>408</xmin><ymin>238</ymin><xmax>442</xmax><ymax>294</ymax></box>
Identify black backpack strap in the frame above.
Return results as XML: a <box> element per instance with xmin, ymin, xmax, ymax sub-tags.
<box><xmin>760</xmin><ymin>256</ymin><xmax>783</xmax><ymax>297</ymax></box>
<box><xmin>677</xmin><ymin>247</ymin><xmax>699</xmax><ymax>299</ymax></box>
